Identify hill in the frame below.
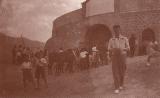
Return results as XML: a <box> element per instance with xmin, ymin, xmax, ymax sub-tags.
<box><xmin>0</xmin><ymin>33</ymin><xmax>44</xmax><ymax>64</ymax></box>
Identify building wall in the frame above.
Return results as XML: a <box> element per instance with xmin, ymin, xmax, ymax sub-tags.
<box><xmin>46</xmin><ymin>0</ymin><xmax>160</xmax><ymax>53</ymax></box>
<box><xmin>87</xmin><ymin>10</ymin><xmax>160</xmax><ymax>42</ymax></box>
<box><xmin>46</xmin><ymin>9</ymin><xmax>88</xmax><ymax>52</ymax></box>
<box><xmin>53</xmin><ymin>9</ymin><xmax>84</xmax><ymax>31</ymax></box>
<box><xmin>119</xmin><ymin>0</ymin><xmax>160</xmax><ymax>12</ymax></box>
<box><xmin>85</xmin><ymin>0</ymin><xmax>114</xmax><ymax>17</ymax></box>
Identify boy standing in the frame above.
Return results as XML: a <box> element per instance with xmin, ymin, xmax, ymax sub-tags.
<box><xmin>35</xmin><ymin>55</ymin><xmax>48</xmax><ymax>89</ymax></box>
<box><xmin>21</xmin><ymin>55</ymin><xmax>35</xmax><ymax>89</ymax></box>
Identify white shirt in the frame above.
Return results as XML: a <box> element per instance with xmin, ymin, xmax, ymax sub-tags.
<box><xmin>39</xmin><ymin>58</ymin><xmax>47</xmax><ymax>66</ymax></box>
<box><xmin>21</xmin><ymin>62</ymin><xmax>32</xmax><ymax>69</ymax></box>
<box><xmin>80</xmin><ymin>51</ymin><xmax>88</xmax><ymax>58</ymax></box>
<box><xmin>108</xmin><ymin>35</ymin><xmax>130</xmax><ymax>51</ymax></box>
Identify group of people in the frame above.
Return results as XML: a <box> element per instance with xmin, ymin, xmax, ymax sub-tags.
<box><xmin>48</xmin><ymin>46</ymin><xmax>108</xmax><ymax>76</ymax></box>
<box><xmin>12</xmin><ymin>25</ymin><xmax>160</xmax><ymax>94</ymax></box>
<box><xmin>12</xmin><ymin>45</ymin><xmax>48</xmax><ymax>89</ymax></box>
<box><xmin>12</xmin><ymin>45</ymin><xmax>33</xmax><ymax>65</ymax></box>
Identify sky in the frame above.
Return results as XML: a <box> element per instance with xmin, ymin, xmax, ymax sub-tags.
<box><xmin>1</xmin><ymin>0</ymin><xmax>85</xmax><ymax>42</ymax></box>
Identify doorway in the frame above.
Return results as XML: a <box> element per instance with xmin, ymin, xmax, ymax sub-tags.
<box><xmin>85</xmin><ymin>24</ymin><xmax>112</xmax><ymax>50</ymax></box>
<box><xmin>140</xmin><ymin>28</ymin><xmax>155</xmax><ymax>55</ymax></box>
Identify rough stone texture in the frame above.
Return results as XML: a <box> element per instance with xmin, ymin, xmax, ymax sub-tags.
<box><xmin>45</xmin><ymin>0</ymin><xmax>160</xmax><ymax>53</ymax></box>
<box><xmin>119</xmin><ymin>0</ymin><xmax>160</xmax><ymax>12</ymax></box>
<box><xmin>85</xmin><ymin>0</ymin><xmax>114</xmax><ymax>17</ymax></box>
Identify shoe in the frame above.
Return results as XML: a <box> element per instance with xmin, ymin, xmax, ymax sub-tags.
<box><xmin>114</xmin><ymin>89</ymin><xmax>120</xmax><ymax>94</ymax></box>
<box><xmin>146</xmin><ymin>62</ymin><xmax>151</xmax><ymax>66</ymax></box>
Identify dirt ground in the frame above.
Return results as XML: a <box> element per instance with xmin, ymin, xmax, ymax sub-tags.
<box><xmin>1</xmin><ymin>56</ymin><xmax>160</xmax><ymax>98</ymax></box>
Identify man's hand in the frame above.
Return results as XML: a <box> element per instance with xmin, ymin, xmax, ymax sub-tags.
<box><xmin>106</xmin><ymin>52</ymin><xmax>111</xmax><ymax>63</ymax></box>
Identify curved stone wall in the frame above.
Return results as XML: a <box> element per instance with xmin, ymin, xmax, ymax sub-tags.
<box><xmin>54</xmin><ymin>9</ymin><xmax>84</xmax><ymax>29</ymax></box>
<box><xmin>46</xmin><ymin>8</ymin><xmax>160</xmax><ymax>54</ymax></box>
<box><xmin>45</xmin><ymin>9</ymin><xmax>88</xmax><ymax>52</ymax></box>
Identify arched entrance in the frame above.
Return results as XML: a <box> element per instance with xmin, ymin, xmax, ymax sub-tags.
<box><xmin>140</xmin><ymin>28</ymin><xmax>155</xmax><ymax>55</ymax></box>
<box><xmin>142</xmin><ymin>28</ymin><xmax>155</xmax><ymax>42</ymax></box>
<box><xmin>85</xmin><ymin>24</ymin><xmax>112</xmax><ymax>65</ymax></box>
<box><xmin>85</xmin><ymin>24</ymin><xmax>112</xmax><ymax>50</ymax></box>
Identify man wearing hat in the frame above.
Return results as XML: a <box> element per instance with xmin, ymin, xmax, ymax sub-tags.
<box><xmin>90</xmin><ymin>46</ymin><xmax>99</xmax><ymax>67</ymax></box>
<box><xmin>108</xmin><ymin>25</ymin><xmax>130</xmax><ymax>94</ymax></box>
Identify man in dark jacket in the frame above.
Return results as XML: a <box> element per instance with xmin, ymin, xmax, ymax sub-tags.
<box><xmin>129</xmin><ymin>34</ymin><xmax>137</xmax><ymax>57</ymax></box>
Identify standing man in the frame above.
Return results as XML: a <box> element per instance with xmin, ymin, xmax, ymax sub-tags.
<box><xmin>57</xmin><ymin>48</ymin><xmax>64</xmax><ymax>75</ymax></box>
<box><xmin>129</xmin><ymin>34</ymin><xmax>137</xmax><ymax>57</ymax></box>
<box><xmin>108</xmin><ymin>25</ymin><xmax>130</xmax><ymax>94</ymax></box>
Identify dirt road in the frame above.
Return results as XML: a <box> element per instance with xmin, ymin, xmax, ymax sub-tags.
<box><xmin>1</xmin><ymin>56</ymin><xmax>160</xmax><ymax>97</ymax></box>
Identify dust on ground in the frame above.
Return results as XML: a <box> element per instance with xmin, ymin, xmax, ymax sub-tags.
<box><xmin>0</xmin><ymin>56</ymin><xmax>160</xmax><ymax>98</ymax></box>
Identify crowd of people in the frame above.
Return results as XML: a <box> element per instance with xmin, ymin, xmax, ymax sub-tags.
<box><xmin>12</xmin><ymin>45</ymin><xmax>48</xmax><ymax>89</ymax></box>
<box><xmin>11</xmin><ymin>25</ymin><xmax>160</xmax><ymax>93</ymax></box>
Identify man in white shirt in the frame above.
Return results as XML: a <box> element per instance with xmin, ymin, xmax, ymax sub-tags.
<box><xmin>108</xmin><ymin>25</ymin><xmax>130</xmax><ymax>94</ymax></box>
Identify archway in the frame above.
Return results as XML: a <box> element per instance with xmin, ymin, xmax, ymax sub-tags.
<box><xmin>140</xmin><ymin>28</ymin><xmax>155</xmax><ymax>55</ymax></box>
<box><xmin>142</xmin><ymin>28</ymin><xmax>155</xmax><ymax>42</ymax></box>
<box><xmin>85</xmin><ymin>24</ymin><xmax>112</xmax><ymax>51</ymax></box>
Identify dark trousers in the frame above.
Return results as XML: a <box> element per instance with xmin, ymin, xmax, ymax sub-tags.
<box><xmin>111</xmin><ymin>50</ymin><xmax>126</xmax><ymax>89</ymax></box>
<box><xmin>22</xmin><ymin>69</ymin><xmax>34</xmax><ymax>88</ymax></box>
<box><xmin>80</xmin><ymin>58</ymin><xmax>89</xmax><ymax>70</ymax></box>
<box><xmin>130</xmin><ymin>46</ymin><xmax>135</xmax><ymax>57</ymax></box>
<box><xmin>56</xmin><ymin>62</ymin><xmax>64</xmax><ymax>74</ymax></box>
<box><xmin>66</xmin><ymin>61</ymin><xmax>74</xmax><ymax>73</ymax></box>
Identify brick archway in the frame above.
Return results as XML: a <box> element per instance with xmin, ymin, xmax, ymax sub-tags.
<box><xmin>142</xmin><ymin>28</ymin><xmax>155</xmax><ymax>42</ymax></box>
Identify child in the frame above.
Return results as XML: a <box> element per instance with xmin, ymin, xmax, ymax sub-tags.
<box><xmin>146</xmin><ymin>40</ymin><xmax>160</xmax><ymax>66</ymax></box>
<box><xmin>21</xmin><ymin>56</ymin><xmax>35</xmax><ymax>89</ymax></box>
<box><xmin>79</xmin><ymin>48</ymin><xmax>89</xmax><ymax>70</ymax></box>
<box><xmin>90</xmin><ymin>46</ymin><xmax>99</xmax><ymax>68</ymax></box>
<box><xmin>35</xmin><ymin>56</ymin><xmax>48</xmax><ymax>89</ymax></box>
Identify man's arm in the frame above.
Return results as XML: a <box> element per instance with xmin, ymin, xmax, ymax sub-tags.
<box><xmin>125</xmin><ymin>38</ymin><xmax>130</xmax><ymax>51</ymax></box>
<box><xmin>107</xmin><ymin>39</ymin><xmax>112</xmax><ymax>61</ymax></box>
<box><xmin>108</xmin><ymin>39</ymin><xmax>113</xmax><ymax>52</ymax></box>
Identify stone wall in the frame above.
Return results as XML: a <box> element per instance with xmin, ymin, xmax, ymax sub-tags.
<box><xmin>46</xmin><ymin>8</ymin><xmax>160</xmax><ymax>53</ymax></box>
<box><xmin>85</xmin><ymin>0</ymin><xmax>114</xmax><ymax>17</ymax></box>
<box><xmin>119</xmin><ymin>0</ymin><xmax>160</xmax><ymax>12</ymax></box>
<box><xmin>53</xmin><ymin>9</ymin><xmax>84</xmax><ymax>32</ymax></box>
<box><xmin>45</xmin><ymin>9</ymin><xmax>88</xmax><ymax>52</ymax></box>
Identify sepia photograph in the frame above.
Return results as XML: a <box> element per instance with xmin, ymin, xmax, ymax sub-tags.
<box><xmin>0</xmin><ymin>0</ymin><xmax>160</xmax><ymax>97</ymax></box>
